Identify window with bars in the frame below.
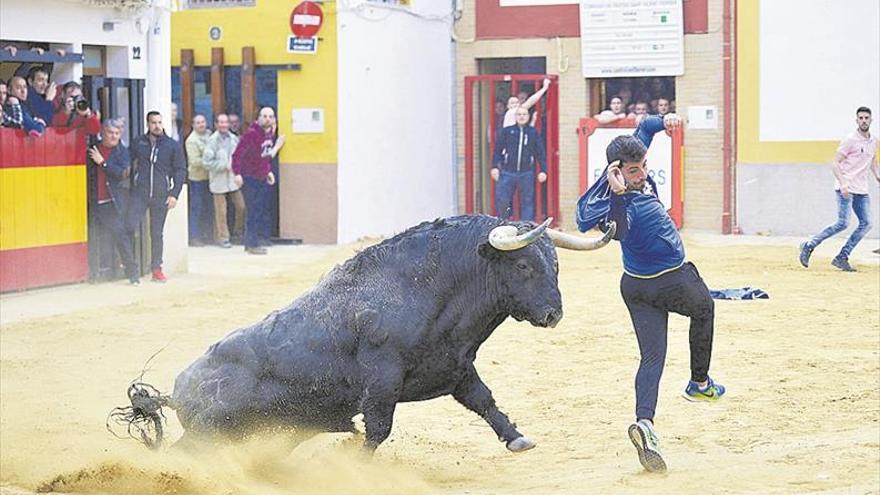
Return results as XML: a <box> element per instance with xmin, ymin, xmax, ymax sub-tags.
<box><xmin>181</xmin><ymin>0</ymin><xmax>255</xmax><ymax>9</ymax></box>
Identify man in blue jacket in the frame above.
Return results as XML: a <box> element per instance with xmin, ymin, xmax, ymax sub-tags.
<box><xmin>585</xmin><ymin>115</ymin><xmax>726</xmax><ymax>473</ymax></box>
<box><xmin>88</xmin><ymin>118</ymin><xmax>139</xmax><ymax>285</ymax></box>
<box><xmin>126</xmin><ymin>110</ymin><xmax>186</xmax><ymax>283</ymax></box>
<box><xmin>491</xmin><ymin>106</ymin><xmax>547</xmax><ymax>221</ymax></box>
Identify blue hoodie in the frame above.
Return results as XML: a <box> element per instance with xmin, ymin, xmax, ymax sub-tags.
<box><xmin>577</xmin><ymin>115</ymin><xmax>685</xmax><ymax>277</ymax></box>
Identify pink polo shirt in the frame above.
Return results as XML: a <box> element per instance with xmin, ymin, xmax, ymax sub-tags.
<box><xmin>834</xmin><ymin>131</ymin><xmax>878</xmax><ymax>195</ymax></box>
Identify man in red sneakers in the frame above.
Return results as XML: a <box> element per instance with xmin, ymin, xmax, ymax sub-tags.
<box><xmin>126</xmin><ymin>110</ymin><xmax>186</xmax><ymax>282</ymax></box>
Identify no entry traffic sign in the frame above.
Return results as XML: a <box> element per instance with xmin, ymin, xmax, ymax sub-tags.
<box><xmin>290</xmin><ymin>1</ymin><xmax>324</xmax><ymax>38</ymax></box>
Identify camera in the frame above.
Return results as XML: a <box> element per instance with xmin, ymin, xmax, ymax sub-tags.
<box><xmin>74</xmin><ymin>96</ymin><xmax>89</xmax><ymax>112</ymax></box>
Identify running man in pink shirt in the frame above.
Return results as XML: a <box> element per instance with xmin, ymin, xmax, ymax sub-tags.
<box><xmin>800</xmin><ymin>107</ymin><xmax>880</xmax><ymax>271</ymax></box>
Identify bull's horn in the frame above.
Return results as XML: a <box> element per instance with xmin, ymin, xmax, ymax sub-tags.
<box><xmin>545</xmin><ymin>221</ymin><xmax>616</xmax><ymax>251</ymax></box>
<box><xmin>488</xmin><ymin>217</ymin><xmax>553</xmax><ymax>251</ymax></box>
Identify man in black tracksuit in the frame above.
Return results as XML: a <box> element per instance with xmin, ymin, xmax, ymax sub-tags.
<box><xmin>491</xmin><ymin>106</ymin><xmax>547</xmax><ymax>221</ymax></box>
<box><xmin>127</xmin><ymin>110</ymin><xmax>186</xmax><ymax>282</ymax></box>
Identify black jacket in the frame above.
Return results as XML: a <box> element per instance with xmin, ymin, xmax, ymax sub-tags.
<box><xmin>130</xmin><ymin>132</ymin><xmax>186</xmax><ymax>199</ymax></box>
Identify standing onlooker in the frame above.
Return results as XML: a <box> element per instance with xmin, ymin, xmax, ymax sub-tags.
<box><xmin>88</xmin><ymin>118</ymin><xmax>140</xmax><ymax>285</ymax></box>
<box><xmin>228</xmin><ymin>113</ymin><xmax>241</xmax><ymax>135</ymax></box>
<box><xmin>50</xmin><ymin>82</ymin><xmax>100</xmax><ymax>134</ymax></box>
<box><xmin>6</xmin><ymin>76</ymin><xmax>45</xmax><ymax>136</ymax></box>
<box><xmin>594</xmin><ymin>96</ymin><xmax>628</xmax><ymax>124</ymax></box>
<box><xmin>799</xmin><ymin>107</ymin><xmax>879</xmax><ymax>271</ymax></box>
<box><xmin>656</xmin><ymin>97</ymin><xmax>671</xmax><ymax>116</ymax></box>
<box><xmin>168</xmin><ymin>102</ymin><xmax>181</xmax><ymax>142</ymax></box>
<box><xmin>232</xmin><ymin>107</ymin><xmax>284</xmax><ymax>255</ymax></box>
<box><xmin>185</xmin><ymin>114</ymin><xmax>212</xmax><ymax>246</ymax></box>
<box><xmin>203</xmin><ymin>113</ymin><xmax>246</xmax><ymax>248</ymax></box>
<box><xmin>24</xmin><ymin>67</ymin><xmax>56</xmax><ymax>124</ymax></box>
<box><xmin>502</xmin><ymin>78</ymin><xmax>551</xmax><ymax>128</ymax></box>
<box><xmin>127</xmin><ymin>111</ymin><xmax>186</xmax><ymax>282</ymax></box>
<box><xmin>491</xmin><ymin>106</ymin><xmax>547</xmax><ymax>222</ymax></box>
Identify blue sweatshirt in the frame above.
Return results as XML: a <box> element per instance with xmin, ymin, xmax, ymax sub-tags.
<box><xmin>578</xmin><ymin>115</ymin><xmax>685</xmax><ymax>277</ymax></box>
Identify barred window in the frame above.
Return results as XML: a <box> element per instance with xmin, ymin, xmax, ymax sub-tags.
<box><xmin>181</xmin><ymin>0</ymin><xmax>255</xmax><ymax>9</ymax></box>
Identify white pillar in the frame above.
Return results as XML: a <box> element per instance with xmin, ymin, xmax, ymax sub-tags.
<box><xmin>145</xmin><ymin>0</ymin><xmax>188</xmax><ymax>275</ymax></box>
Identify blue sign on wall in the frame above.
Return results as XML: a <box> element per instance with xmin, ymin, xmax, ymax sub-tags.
<box><xmin>287</xmin><ymin>36</ymin><xmax>317</xmax><ymax>54</ymax></box>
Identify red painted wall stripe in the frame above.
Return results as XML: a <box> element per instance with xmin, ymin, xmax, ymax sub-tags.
<box><xmin>476</xmin><ymin>0</ymin><xmax>709</xmax><ymax>40</ymax></box>
<box><xmin>476</xmin><ymin>0</ymin><xmax>580</xmax><ymax>39</ymax></box>
<box><xmin>0</xmin><ymin>242</ymin><xmax>88</xmax><ymax>292</ymax></box>
<box><xmin>0</xmin><ymin>128</ymin><xmax>86</xmax><ymax>169</ymax></box>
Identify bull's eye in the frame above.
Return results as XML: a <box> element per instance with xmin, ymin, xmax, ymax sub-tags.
<box><xmin>516</xmin><ymin>261</ymin><xmax>529</xmax><ymax>271</ymax></box>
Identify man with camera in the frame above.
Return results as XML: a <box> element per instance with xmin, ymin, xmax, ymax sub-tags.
<box><xmin>51</xmin><ymin>81</ymin><xmax>100</xmax><ymax>134</ymax></box>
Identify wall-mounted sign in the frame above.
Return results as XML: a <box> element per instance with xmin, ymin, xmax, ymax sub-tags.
<box><xmin>290</xmin><ymin>1</ymin><xmax>324</xmax><ymax>38</ymax></box>
<box><xmin>292</xmin><ymin>108</ymin><xmax>324</xmax><ymax>134</ymax></box>
<box><xmin>500</xmin><ymin>0</ymin><xmax>578</xmax><ymax>5</ymax></box>
<box><xmin>288</xmin><ymin>36</ymin><xmax>317</xmax><ymax>54</ymax></box>
<box><xmin>209</xmin><ymin>26</ymin><xmax>222</xmax><ymax>41</ymax></box>
<box><xmin>687</xmin><ymin>105</ymin><xmax>718</xmax><ymax>129</ymax></box>
<box><xmin>579</xmin><ymin>0</ymin><xmax>684</xmax><ymax>78</ymax></box>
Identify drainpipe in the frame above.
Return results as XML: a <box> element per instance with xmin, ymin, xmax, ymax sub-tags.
<box><xmin>721</xmin><ymin>0</ymin><xmax>735</xmax><ymax>234</ymax></box>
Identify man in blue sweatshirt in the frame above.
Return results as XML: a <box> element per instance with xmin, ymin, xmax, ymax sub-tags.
<box><xmin>491</xmin><ymin>106</ymin><xmax>547</xmax><ymax>221</ymax></box>
<box><xmin>584</xmin><ymin>115</ymin><xmax>726</xmax><ymax>473</ymax></box>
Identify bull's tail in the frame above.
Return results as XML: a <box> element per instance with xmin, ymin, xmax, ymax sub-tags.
<box><xmin>106</xmin><ymin>383</ymin><xmax>173</xmax><ymax>450</ymax></box>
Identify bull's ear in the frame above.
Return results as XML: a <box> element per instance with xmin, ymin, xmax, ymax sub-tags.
<box><xmin>478</xmin><ymin>242</ymin><xmax>500</xmax><ymax>260</ymax></box>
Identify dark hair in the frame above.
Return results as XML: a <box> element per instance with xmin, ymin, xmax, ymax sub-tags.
<box><xmin>27</xmin><ymin>66</ymin><xmax>49</xmax><ymax>80</ymax></box>
<box><xmin>606</xmin><ymin>135</ymin><xmax>647</xmax><ymax>165</ymax></box>
<box><xmin>63</xmin><ymin>81</ymin><xmax>81</xmax><ymax>92</ymax></box>
<box><xmin>856</xmin><ymin>106</ymin><xmax>871</xmax><ymax>115</ymax></box>
<box><xmin>610</xmin><ymin>95</ymin><xmax>623</xmax><ymax>103</ymax></box>
<box><xmin>146</xmin><ymin>110</ymin><xmax>161</xmax><ymax>122</ymax></box>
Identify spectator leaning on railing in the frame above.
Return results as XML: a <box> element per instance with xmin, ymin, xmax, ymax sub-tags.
<box><xmin>51</xmin><ymin>81</ymin><xmax>100</xmax><ymax>134</ymax></box>
<box><xmin>6</xmin><ymin>76</ymin><xmax>46</xmax><ymax>137</ymax></box>
<box><xmin>23</xmin><ymin>66</ymin><xmax>56</xmax><ymax>124</ymax></box>
<box><xmin>0</xmin><ymin>81</ymin><xmax>24</xmax><ymax>129</ymax></box>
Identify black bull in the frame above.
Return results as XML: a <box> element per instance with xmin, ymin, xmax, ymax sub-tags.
<box><xmin>116</xmin><ymin>215</ymin><xmax>614</xmax><ymax>452</ymax></box>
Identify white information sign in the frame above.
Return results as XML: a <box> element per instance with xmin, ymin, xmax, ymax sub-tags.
<box><xmin>586</xmin><ymin>128</ymin><xmax>672</xmax><ymax>209</ymax></box>
<box><xmin>580</xmin><ymin>0</ymin><xmax>684</xmax><ymax>78</ymax></box>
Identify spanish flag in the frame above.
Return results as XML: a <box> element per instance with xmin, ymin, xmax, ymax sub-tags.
<box><xmin>0</xmin><ymin>128</ymin><xmax>88</xmax><ymax>292</ymax></box>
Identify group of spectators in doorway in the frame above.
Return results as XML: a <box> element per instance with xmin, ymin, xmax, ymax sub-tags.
<box><xmin>182</xmin><ymin>106</ymin><xmax>284</xmax><ymax>255</ymax></box>
<box><xmin>91</xmin><ymin>105</ymin><xmax>285</xmax><ymax>286</ymax></box>
<box><xmin>1</xmin><ymin>45</ymin><xmax>101</xmax><ymax>137</ymax></box>
<box><xmin>595</xmin><ymin>77</ymin><xmax>676</xmax><ymax>125</ymax></box>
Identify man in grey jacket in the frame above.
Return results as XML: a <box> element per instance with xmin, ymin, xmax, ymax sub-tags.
<box><xmin>203</xmin><ymin>113</ymin><xmax>246</xmax><ymax>248</ymax></box>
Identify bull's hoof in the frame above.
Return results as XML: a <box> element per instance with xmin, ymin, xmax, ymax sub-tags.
<box><xmin>506</xmin><ymin>436</ymin><xmax>536</xmax><ymax>453</ymax></box>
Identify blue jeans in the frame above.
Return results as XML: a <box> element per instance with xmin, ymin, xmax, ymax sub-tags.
<box><xmin>495</xmin><ymin>170</ymin><xmax>536</xmax><ymax>222</ymax></box>
<box><xmin>242</xmin><ymin>176</ymin><xmax>271</xmax><ymax>248</ymax></box>
<box><xmin>807</xmin><ymin>191</ymin><xmax>872</xmax><ymax>259</ymax></box>
<box><xmin>188</xmin><ymin>180</ymin><xmax>212</xmax><ymax>243</ymax></box>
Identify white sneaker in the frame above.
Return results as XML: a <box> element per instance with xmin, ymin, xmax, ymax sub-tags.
<box><xmin>628</xmin><ymin>419</ymin><xmax>667</xmax><ymax>473</ymax></box>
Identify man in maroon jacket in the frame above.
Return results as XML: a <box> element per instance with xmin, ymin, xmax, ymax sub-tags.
<box><xmin>232</xmin><ymin>106</ymin><xmax>285</xmax><ymax>254</ymax></box>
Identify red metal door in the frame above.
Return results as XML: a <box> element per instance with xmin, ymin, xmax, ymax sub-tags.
<box><xmin>464</xmin><ymin>74</ymin><xmax>559</xmax><ymax>225</ymax></box>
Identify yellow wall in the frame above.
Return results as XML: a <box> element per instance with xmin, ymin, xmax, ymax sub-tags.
<box><xmin>171</xmin><ymin>0</ymin><xmax>337</xmax><ymax>164</ymax></box>
<box><xmin>736</xmin><ymin>0</ymin><xmax>837</xmax><ymax>164</ymax></box>
<box><xmin>0</xmin><ymin>165</ymin><xmax>87</xmax><ymax>251</ymax></box>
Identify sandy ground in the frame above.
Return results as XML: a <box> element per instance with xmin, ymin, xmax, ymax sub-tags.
<box><xmin>1</xmin><ymin>232</ymin><xmax>878</xmax><ymax>495</ymax></box>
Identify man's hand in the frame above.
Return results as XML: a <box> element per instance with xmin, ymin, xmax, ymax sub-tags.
<box><xmin>490</xmin><ymin>168</ymin><xmax>500</xmax><ymax>181</ymax></box>
<box><xmin>88</xmin><ymin>146</ymin><xmax>104</xmax><ymax>165</ymax></box>
<box><xmin>3</xmin><ymin>45</ymin><xmax>17</xmax><ymax>57</ymax></box>
<box><xmin>267</xmin><ymin>171</ymin><xmax>276</xmax><ymax>185</ymax></box>
<box><xmin>166</xmin><ymin>196</ymin><xmax>177</xmax><ymax>209</ymax></box>
<box><xmin>663</xmin><ymin>113</ymin><xmax>681</xmax><ymax>131</ymax></box>
<box><xmin>7</xmin><ymin>96</ymin><xmax>19</xmax><ymax>105</ymax></box>
<box><xmin>45</xmin><ymin>82</ymin><xmax>57</xmax><ymax>102</ymax></box>
<box><xmin>537</xmin><ymin>172</ymin><xmax>547</xmax><ymax>183</ymax></box>
<box><xmin>542</xmin><ymin>78</ymin><xmax>551</xmax><ymax>90</ymax></box>
<box><xmin>234</xmin><ymin>174</ymin><xmax>244</xmax><ymax>188</ymax></box>
<box><xmin>840</xmin><ymin>185</ymin><xmax>850</xmax><ymax>199</ymax></box>
<box><xmin>607</xmin><ymin>163</ymin><xmax>626</xmax><ymax>194</ymax></box>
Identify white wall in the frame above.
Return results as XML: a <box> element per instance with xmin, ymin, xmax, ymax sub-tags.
<box><xmin>759</xmin><ymin>0</ymin><xmax>880</xmax><ymax>142</ymax></box>
<box><xmin>336</xmin><ymin>0</ymin><xmax>456</xmax><ymax>243</ymax></box>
